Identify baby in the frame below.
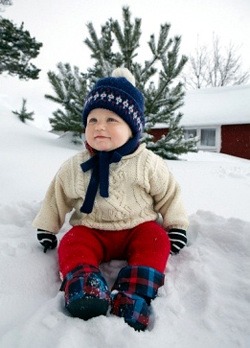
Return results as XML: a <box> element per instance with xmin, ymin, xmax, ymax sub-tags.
<box><xmin>33</xmin><ymin>67</ymin><xmax>189</xmax><ymax>331</ymax></box>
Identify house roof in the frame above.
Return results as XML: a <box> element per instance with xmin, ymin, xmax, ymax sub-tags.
<box><xmin>179</xmin><ymin>84</ymin><xmax>250</xmax><ymax>127</ymax></box>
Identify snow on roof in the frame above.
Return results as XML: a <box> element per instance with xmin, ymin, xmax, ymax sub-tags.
<box><xmin>180</xmin><ymin>84</ymin><xmax>250</xmax><ymax>127</ymax></box>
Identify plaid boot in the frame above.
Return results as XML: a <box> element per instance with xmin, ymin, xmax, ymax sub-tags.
<box><xmin>111</xmin><ymin>265</ymin><xmax>165</xmax><ymax>331</ymax></box>
<box><xmin>60</xmin><ymin>264</ymin><xmax>111</xmax><ymax>320</ymax></box>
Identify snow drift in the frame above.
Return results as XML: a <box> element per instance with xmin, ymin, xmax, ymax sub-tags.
<box><xmin>0</xmin><ymin>107</ymin><xmax>250</xmax><ymax>348</ymax></box>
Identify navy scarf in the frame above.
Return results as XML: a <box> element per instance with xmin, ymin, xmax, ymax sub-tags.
<box><xmin>80</xmin><ymin>135</ymin><xmax>139</xmax><ymax>214</ymax></box>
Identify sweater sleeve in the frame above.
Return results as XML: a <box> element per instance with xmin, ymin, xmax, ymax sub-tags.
<box><xmin>32</xmin><ymin>162</ymin><xmax>76</xmax><ymax>234</ymax></box>
<box><xmin>148</xmin><ymin>153</ymin><xmax>189</xmax><ymax>231</ymax></box>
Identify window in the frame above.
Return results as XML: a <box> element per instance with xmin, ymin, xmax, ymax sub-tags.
<box><xmin>184</xmin><ymin>129</ymin><xmax>197</xmax><ymax>139</ymax></box>
<box><xmin>200</xmin><ymin>128</ymin><xmax>216</xmax><ymax>146</ymax></box>
<box><xmin>184</xmin><ymin>126</ymin><xmax>221</xmax><ymax>152</ymax></box>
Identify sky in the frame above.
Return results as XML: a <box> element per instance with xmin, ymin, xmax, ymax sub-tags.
<box><xmin>1</xmin><ymin>0</ymin><xmax>250</xmax><ymax>128</ymax></box>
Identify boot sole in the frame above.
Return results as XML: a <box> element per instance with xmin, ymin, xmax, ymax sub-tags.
<box><xmin>66</xmin><ymin>296</ymin><xmax>109</xmax><ymax>320</ymax></box>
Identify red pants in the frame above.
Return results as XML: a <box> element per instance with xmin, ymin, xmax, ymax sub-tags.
<box><xmin>58</xmin><ymin>221</ymin><xmax>170</xmax><ymax>278</ymax></box>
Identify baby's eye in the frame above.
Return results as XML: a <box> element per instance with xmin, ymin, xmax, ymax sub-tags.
<box><xmin>107</xmin><ymin>117</ymin><xmax>118</xmax><ymax>122</ymax></box>
<box><xmin>88</xmin><ymin>117</ymin><xmax>97</xmax><ymax>123</ymax></box>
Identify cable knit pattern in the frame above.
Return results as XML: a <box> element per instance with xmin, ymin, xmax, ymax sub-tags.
<box><xmin>33</xmin><ymin>144</ymin><xmax>189</xmax><ymax>233</ymax></box>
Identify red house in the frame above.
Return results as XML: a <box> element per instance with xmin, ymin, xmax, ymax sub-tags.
<box><xmin>151</xmin><ymin>85</ymin><xmax>250</xmax><ymax>160</ymax></box>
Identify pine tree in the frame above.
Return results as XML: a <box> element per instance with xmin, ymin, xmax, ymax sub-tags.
<box><xmin>48</xmin><ymin>6</ymin><xmax>197</xmax><ymax>158</ymax></box>
<box><xmin>0</xmin><ymin>0</ymin><xmax>12</xmax><ymax>9</ymax></box>
<box><xmin>45</xmin><ymin>62</ymin><xmax>88</xmax><ymax>140</ymax></box>
<box><xmin>0</xmin><ymin>17</ymin><xmax>42</xmax><ymax>79</ymax></box>
<box><xmin>84</xmin><ymin>6</ymin><xmax>197</xmax><ymax>159</ymax></box>
<box><xmin>12</xmin><ymin>98</ymin><xmax>34</xmax><ymax>123</ymax></box>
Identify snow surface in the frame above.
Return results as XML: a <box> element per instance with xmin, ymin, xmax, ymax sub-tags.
<box><xmin>180</xmin><ymin>84</ymin><xmax>250</xmax><ymax>127</ymax></box>
<box><xmin>0</xmin><ymin>106</ymin><xmax>250</xmax><ymax>348</ymax></box>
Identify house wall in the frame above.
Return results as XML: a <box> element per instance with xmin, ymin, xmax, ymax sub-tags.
<box><xmin>221</xmin><ymin>124</ymin><xmax>250</xmax><ymax>160</ymax></box>
<box><xmin>149</xmin><ymin>128</ymin><xmax>168</xmax><ymax>141</ymax></box>
<box><xmin>150</xmin><ymin>124</ymin><xmax>250</xmax><ymax>160</ymax></box>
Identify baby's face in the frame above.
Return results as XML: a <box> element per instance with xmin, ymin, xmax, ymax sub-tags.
<box><xmin>85</xmin><ymin>109</ymin><xmax>132</xmax><ymax>152</ymax></box>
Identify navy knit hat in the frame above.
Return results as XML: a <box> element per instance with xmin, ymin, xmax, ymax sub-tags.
<box><xmin>82</xmin><ymin>68</ymin><xmax>145</xmax><ymax>137</ymax></box>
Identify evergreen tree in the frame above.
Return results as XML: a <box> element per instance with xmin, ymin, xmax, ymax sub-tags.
<box><xmin>45</xmin><ymin>62</ymin><xmax>88</xmax><ymax>139</ymax></box>
<box><xmin>48</xmin><ymin>6</ymin><xmax>197</xmax><ymax>158</ymax></box>
<box><xmin>84</xmin><ymin>7</ymin><xmax>197</xmax><ymax>159</ymax></box>
<box><xmin>12</xmin><ymin>98</ymin><xmax>34</xmax><ymax>123</ymax></box>
<box><xmin>0</xmin><ymin>17</ymin><xmax>42</xmax><ymax>79</ymax></box>
<box><xmin>0</xmin><ymin>0</ymin><xmax>12</xmax><ymax>9</ymax></box>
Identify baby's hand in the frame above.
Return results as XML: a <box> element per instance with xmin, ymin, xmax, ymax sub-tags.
<box><xmin>168</xmin><ymin>228</ymin><xmax>187</xmax><ymax>255</ymax></box>
<box><xmin>37</xmin><ymin>229</ymin><xmax>58</xmax><ymax>253</ymax></box>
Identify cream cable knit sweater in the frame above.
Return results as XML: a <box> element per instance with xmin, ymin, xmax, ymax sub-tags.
<box><xmin>33</xmin><ymin>144</ymin><xmax>189</xmax><ymax>234</ymax></box>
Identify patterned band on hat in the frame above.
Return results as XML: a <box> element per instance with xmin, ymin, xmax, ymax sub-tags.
<box><xmin>83</xmin><ymin>86</ymin><xmax>145</xmax><ymax>135</ymax></box>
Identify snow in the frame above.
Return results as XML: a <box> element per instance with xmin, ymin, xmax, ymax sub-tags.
<box><xmin>180</xmin><ymin>84</ymin><xmax>250</xmax><ymax>126</ymax></box>
<box><xmin>151</xmin><ymin>84</ymin><xmax>250</xmax><ymax>130</ymax></box>
<box><xmin>0</xmin><ymin>103</ymin><xmax>250</xmax><ymax>348</ymax></box>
